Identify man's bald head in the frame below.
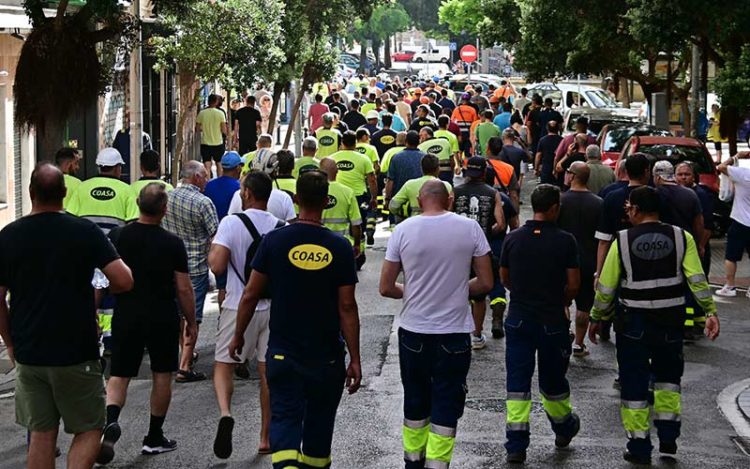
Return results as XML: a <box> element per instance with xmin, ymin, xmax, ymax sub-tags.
<box><xmin>568</xmin><ymin>161</ymin><xmax>590</xmax><ymax>185</ymax></box>
<box><xmin>417</xmin><ymin>179</ymin><xmax>450</xmax><ymax>211</ymax></box>
<box><xmin>137</xmin><ymin>182</ymin><xmax>168</xmax><ymax>217</ymax></box>
<box><xmin>30</xmin><ymin>163</ymin><xmax>65</xmax><ymax>206</ymax></box>
<box><xmin>318</xmin><ymin>157</ymin><xmax>338</xmax><ymax>181</ymax></box>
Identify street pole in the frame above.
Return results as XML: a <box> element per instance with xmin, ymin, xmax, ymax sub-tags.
<box><xmin>129</xmin><ymin>0</ymin><xmax>143</xmax><ymax>183</ymax></box>
<box><xmin>690</xmin><ymin>43</ymin><xmax>701</xmax><ymax>138</ymax></box>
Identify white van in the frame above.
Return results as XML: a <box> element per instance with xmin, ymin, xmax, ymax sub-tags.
<box><xmin>412</xmin><ymin>48</ymin><xmax>450</xmax><ymax>63</ymax></box>
<box><xmin>527</xmin><ymin>82</ymin><xmax>621</xmax><ymax>113</ymax></box>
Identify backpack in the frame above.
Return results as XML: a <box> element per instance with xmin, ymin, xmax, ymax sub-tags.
<box><xmin>250</xmin><ymin>148</ymin><xmax>279</xmax><ymax>176</ymax></box>
<box><xmin>229</xmin><ymin>213</ymin><xmax>285</xmax><ymax>298</ymax></box>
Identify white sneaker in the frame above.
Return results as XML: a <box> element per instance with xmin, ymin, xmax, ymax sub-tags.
<box><xmin>716</xmin><ymin>285</ymin><xmax>737</xmax><ymax>297</ymax></box>
<box><xmin>471</xmin><ymin>334</ymin><xmax>487</xmax><ymax>350</ymax></box>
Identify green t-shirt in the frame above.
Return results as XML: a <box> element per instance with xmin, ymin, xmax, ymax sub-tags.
<box><xmin>274</xmin><ymin>177</ymin><xmax>297</xmax><ymax>197</ymax></box>
<box><xmin>434</xmin><ymin>129</ymin><xmax>459</xmax><ymax>155</ymax></box>
<box><xmin>62</xmin><ymin>174</ymin><xmax>81</xmax><ymax>211</ymax></box>
<box><xmin>381</xmin><ymin>146</ymin><xmax>405</xmax><ymax>175</ymax></box>
<box><xmin>418</xmin><ymin>139</ymin><xmax>453</xmax><ymax>172</ymax></box>
<box><xmin>322</xmin><ymin>181</ymin><xmax>362</xmax><ymax>242</ymax></box>
<box><xmin>390</xmin><ymin>175</ymin><xmax>453</xmax><ymax>217</ymax></box>
<box><xmin>355</xmin><ymin>143</ymin><xmax>379</xmax><ymax>166</ymax></box>
<box><xmin>196</xmin><ymin>108</ymin><xmax>226</xmax><ymax>146</ymax></box>
<box><xmin>331</xmin><ymin>150</ymin><xmax>374</xmax><ymax>196</ymax></box>
<box><xmin>475</xmin><ymin>122</ymin><xmax>501</xmax><ymax>156</ymax></box>
<box><xmin>293</xmin><ymin>156</ymin><xmax>320</xmax><ymax>178</ymax></box>
<box><xmin>131</xmin><ymin>178</ymin><xmax>175</xmax><ymax>196</ymax></box>
<box><xmin>361</xmin><ymin>103</ymin><xmax>376</xmax><ymax>116</ymax></box>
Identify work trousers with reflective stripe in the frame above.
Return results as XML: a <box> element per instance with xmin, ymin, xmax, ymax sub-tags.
<box><xmin>355</xmin><ymin>193</ymin><xmax>374</xmax><ymax>247</ymax></box>
<box><xmin>615</xmin><ymin>314</ymin><xmax>683</xmax><ymax>458</ymax></box>
<box><xmin>398</xmin><ymin>328</ymin><xmax>471</xmax><ymax>469</ymax></box>
<box><xmin>504</xmin><ymin>315</ymin><xmax>577</xmax><ymax>453</ymax></box>
<box><xmin>488</xmin><ymin>238</ymin><xmax>507</xmax><ymax>304</ymax></box>
<box><xmin>267</xmin><ymin>350</ymin><xmax>345</xmax><ymax>469</ymax></box>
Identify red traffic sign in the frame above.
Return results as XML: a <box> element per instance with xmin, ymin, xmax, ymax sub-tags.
<box><xmin>459</xmin><ymin>45</ymin><xmax>478</xmax><ymax>63</ymax></box>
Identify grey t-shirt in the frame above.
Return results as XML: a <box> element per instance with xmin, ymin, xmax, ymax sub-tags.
<box><xmin>558</xmin><ymin>190</ymin><xmax>603</xmax><ymax>273</ymax></box>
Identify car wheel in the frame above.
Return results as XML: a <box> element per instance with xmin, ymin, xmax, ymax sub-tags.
<box><xmin>441</xmin><ymin>58</ymin><xmax>448</xmax><ymax>63</ymax></box>
<box><xmin>415</xmin><ymin>57</ymin><xmax>423</xmax><ymax>63</ymax></box>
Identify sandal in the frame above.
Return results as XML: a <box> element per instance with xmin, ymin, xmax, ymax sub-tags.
<box><xmin>176</xmin><ymin>369</ymin><xmax>206</xmax><ymax>383</ymax></box>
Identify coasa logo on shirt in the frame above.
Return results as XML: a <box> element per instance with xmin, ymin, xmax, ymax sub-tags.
<box><xmin>337</xmin><ymin>161</ymin><xmax>355</xmax><ymax>171</ymax></box>
<box><xmin>319</xmin><ymin>136</ymin><xmax>335</xmax><ymax>146</ymax></box>
<box><xmin>428</xmin><ymin>144</ymin><xmax>443</xmax><ymax>154</ymax></box>
<box><xmin>632</xmin><ymin>233</ymin><xmax>674</xmax><ymax>260</ymax></box>
<box><xmin>91</xmin><ymin>187</ymin><xmax>116</xmax><ymax>201</ymax></box>
<box><xmin>325</xmin><ymin>194</ymin><xmax>338</xmax><ymax>209</ymax></box>
<box><xmin>288</xmin><ymin>244</ymin><xmax>333</xmax><ymax>270</ymax></box>
<box><xmin>381</xmin><ymin>136</ymin><xmax>395</xmax><ymax>145</ymax></box>
<box><xmin>354</xmin><ymin>147</ymin><xmax>366</xmax><ymax>154</ymax></box>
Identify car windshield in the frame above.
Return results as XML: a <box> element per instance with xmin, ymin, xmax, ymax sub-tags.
<box><xmin>603</xmin><ymin>128</ymin><xmax>671</xmax><ymax>152</ymax></box>
<box><xmin>637</xmin><ymin>144</ymin><xmax>712</xmax><ymax>174</ymax></box>
<box><xmin>586</xmin><ymin>89</ymin><xmax>618</xmax><ymax>108</ymax></box>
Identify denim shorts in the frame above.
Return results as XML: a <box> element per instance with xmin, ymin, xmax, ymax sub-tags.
<box><xmin>191</xmin><ymin>273</ymin><xmax>209</xmax><ymax>323</ymax></box>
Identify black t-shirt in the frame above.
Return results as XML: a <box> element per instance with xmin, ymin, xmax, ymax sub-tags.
<box><xmin>501</xmin><ymin>220</ymin><xmax>579</xmax><ymax>325</ymax></box>
<box><xmin>371</xmin><ymin>128</ymin><xmax>398</xmax><ymax>159</ymax></box>
<box><xmin>453</xmin><ymin>180</ymin><xmax>497</xmax><ymax>239</ymax></box>
<box><xmin>408</xmin><ymin>118</ymin><xmax>437</xmax><ymax>132</ymax></box>
<box><xmin>500</xmin><ymin>144</ymin><xmax>528</xmax><ymax>178</ymax></box>
<box><xmin>234</xmin><ymin>106</ymin><xmax>262</xmax><ymax>146</ymax></box>
<box><xmin>343</xmin><ymin>110</ymin><xmax>367</xmax><ymax>132</ymax></box>
<box><xmin>252</xmin><ymin>223</ymin><xmax>358</xmax><ymax>360</ymax></box>
<box><xmin>0</xmin><ymin>213</ymin><xmax>119</xmax><ymax>366</ymax></box>
<box><xmin>537</xmin><ymin>134</ymin><xmax>563</xmax><ymax>179</ymax></box>
<box><xmin>558</xmin><ymin>191</ymin><xmax>603</xmax><ymax>273</ymax></box>
<box><xmin>597</xmin><ymin>185</ymin><xmax>640</xmax><ymax>241</ymax></box>
<box><xmin>527</xmin><ymin>108</ymin><xmax>542</xmax><ymax>144</ymax></box>
<box><xmin>109</xmin><ymin>223</ymin><xmax>188</xmax><ymax>322</ymax></box>
<box><xmin>657</xmin><ymin>184</ymin><xmax>702</xmax><ymax>236</ymax></box>
<box><xmin>539</xmin><ymin>108</ymin><xmax>563</xmax><ymax>135</ymax></box>
<box><xmin>330</xmin><ymin>102</ymin><xmax>347</xmax><ymax>118</ymax></box>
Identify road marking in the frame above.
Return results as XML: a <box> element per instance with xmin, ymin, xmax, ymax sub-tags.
<box><xmin>718</xmin><ymin>377</ymin><xmax>750</xmax><ymax>440</ymax></box>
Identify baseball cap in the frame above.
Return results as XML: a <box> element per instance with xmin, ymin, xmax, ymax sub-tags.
<box><xmin>221</xmin><ymin>151</ymin><xmax>244</xmax><ymax>169</ymax></box>
<box><xmin>96</xmin><ymin>147</ymin><xmax>125</xmax><ymax>166</ymax></box>
<box><xmin>366</xmin><ymin>110</ymin><xmax>380</xmax><ymax>120</ymax></box>
<box><xmin>653</xmin><ymin>160</ymin><xmax>675</xmax><ymax>181</ymax></box>
<box><xmin>465</xmin><ymin>156</ymin><xmax>487</xmax><ymax>178</ymax></box>
<box><xmin>461</xmin><ymin>93</ymin><xmax>471</xmax><ymax>101</ymax></box>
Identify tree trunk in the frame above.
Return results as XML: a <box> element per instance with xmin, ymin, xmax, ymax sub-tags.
<box><xmin>384</xmin><ymin>35</ymin><xmax>392</xmax><ymax>69</ymax></box>
<box><xmin>283</xmin><ymin>76</ymin><xmax>311</xmax><ymax>149</ymax></box>
<box><xmin>359</xmin><ymin>42</ymin><xmax>367</xmax><ymax>74</ymax></box>
<box><xmin>678</xmin><ymin>91</ymin><xmax>691</xmax><ymax>137</ymax></box>
<box><xmin>37</xmin><ymin>118</ymin><xmax>66</xmax><ymax>162</ymax></box>
<box><xmin>266</xmin><ymin>82</ymin><xmax>285</xmax><ymax>136</ymax></box>
<box><xmin>722</xmin><ymin>106</ymin><xmax>739</xmax><ymax>156</ymax></box>
<box><xmin>619</xmin><ymin>76</ymin><xmax>631</xmax><ymax>107</ymax></box>
<box><xmin>372</xmin><ymin>39</ymin><xmax>381</xmax><ymax>70</ymax></box>
<box><xmin>172</xmin><ymin>67</ymin><xmax>201</xmax><ymax>185</ymax></box>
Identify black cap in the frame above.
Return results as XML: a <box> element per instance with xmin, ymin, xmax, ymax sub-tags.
<box><xmin>465</xmin><ymin>156</ymin><xmax>487</xmax><ymax>178</ymax></box>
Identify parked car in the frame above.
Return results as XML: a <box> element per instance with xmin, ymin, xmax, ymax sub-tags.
<box><xmin>339</xmin><ymin>54</ymin><xmax>374</xmax><ymax>74</ymax></box>
<box><xmin>445</xmin><ymin>74</ymin><xmax>501</xmax><ymax>95</ymax></box>
<box><xmin>412</xmin><ymin>49</ymin><xmax>449</xmax><ymax>63</ymax></box>
<box><xmin>528</xmin><ymin>82</ymin><xmax>621</xmax><ymax>114</ymax></box>
<box><xmin>391</xmin><ymin>51</ymin><xmax>415</xmax><ymax>62</ymax></box>
<box><xmin>597</xmin><ymin>123</ymin><xmax>672</xmax><ymax>166</ymax></box>
<box><xmin>562</xmin><ymin>108</ymin><xmax>642</xmax><ymax>137</ymax></box>
<box><xmin>335</xmin><ymin>63</ymin><xmax>356</xmax><ymax>79</ymax></box>
<box><xmin>620</xmin><ymin>135</ymin><xmax>730</xmax><ymax>236</ymax></box>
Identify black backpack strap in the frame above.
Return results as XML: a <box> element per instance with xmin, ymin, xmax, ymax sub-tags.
<box><xmin>227</xmin><ymin>213</ymin><xmax>262</xmax><ymax>285</ymax></box>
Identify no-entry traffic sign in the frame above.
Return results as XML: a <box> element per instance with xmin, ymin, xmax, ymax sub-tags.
<box><xmin>459</xmin><ymin>45</ymin><xmax>478</xmax><ymax>63</ymax></box>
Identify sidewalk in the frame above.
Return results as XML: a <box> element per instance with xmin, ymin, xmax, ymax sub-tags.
<box><xmin>709</xmin><ymin>238</ymin><xmax>750</xmax><ymax>289</ymax></box>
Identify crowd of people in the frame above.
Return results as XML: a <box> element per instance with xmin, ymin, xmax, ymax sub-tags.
<box><xmin>2</xmin><ymin>72</ymin><xmax>747</xmax><ymax>469</ymax></box>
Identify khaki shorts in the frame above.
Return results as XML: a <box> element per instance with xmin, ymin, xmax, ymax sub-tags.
<box><xmin>15</xmin><ymin>360</ymin><xmax>105</xmax><ymax>434</ymax></box>
<box><xmin>215</xmin><ymin>307</ymin><xmax>270</xmax><ymax>364</ymax></box>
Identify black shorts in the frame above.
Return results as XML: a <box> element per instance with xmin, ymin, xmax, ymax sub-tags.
<box><xmin>714</xmin><ymin>141</ymin><xmax>723</xmax><ymax>151</ymax></box>
<box><xmin>201</xmin><ymin>144</ymin><xmax>225</xmax><ymax>163</ymax></box>
<box><xmin>110</xmin><ymin>316</ymin><xmax>180</xmax><ymax>377</ymax></box>
<box><xmin>575</xmin><ymin>269</ymin><xmax>595</xmax><ymax>312</ymax></box>
<box><xmin>725</xmin><ymin>220</ymin><xmax>750</xmax><ymax>262</ymax></box>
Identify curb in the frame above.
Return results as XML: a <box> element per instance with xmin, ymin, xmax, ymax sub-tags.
<box><xmin>717</xmin><ymin>378</ymin><xmax>750</xmax><ymax>456</ymax></box>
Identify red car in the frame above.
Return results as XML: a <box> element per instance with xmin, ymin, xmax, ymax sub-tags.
<box><xmin>391</xmin><ymin>51</ymin><xmax>415</xmax><ymax>62</ymax></box>
<box><xmin>598</xmin><ymin>123</ymin><xmax>671</xmax><ymax>167</ymax></box>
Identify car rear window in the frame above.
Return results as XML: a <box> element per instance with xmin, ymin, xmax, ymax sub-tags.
<box><xmin>637</xmin><ymin>144</ymin><xmax>713</xmax><ymax>174</ymax></box>
<box><xmin>603</xmin><ymin>128</ymin><xmax>671</xmax><ymax>153</ymax></box>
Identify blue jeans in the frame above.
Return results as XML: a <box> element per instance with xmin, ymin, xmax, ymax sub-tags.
<box><xmin>190</xmin><ymin>273</ymin><xmax>209</xmax><ymax>324</ymax></box>
<box><xmin>399</xmin><ymin>328</ymin><xmax>471</xmax><ymax>468</ymax></box>
<box><xmin>267</xmin><ymin>350</ymin><xmax>345</xmax><ymax>469</ymax></box>
<box><xmin>615</xmin><ymin>314</ymin><xmax>683</xmax><ymax>458</ymax></box>
<box><xmin>504</xmin><ymin>316</ymin><xmax>577</xmax><ymax>453</ymax></box>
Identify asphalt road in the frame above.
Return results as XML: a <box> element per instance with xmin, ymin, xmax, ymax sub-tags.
<box><xmin>1</xmin><ymin>178</ymin><xmax>750</xmax><ymax>468</ymax></box>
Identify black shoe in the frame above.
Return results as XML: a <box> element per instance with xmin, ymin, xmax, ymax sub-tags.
<box><xmin>96</xmin><ymin>422</ymin><xmax>121</xmax><ymax>465</ymax></box>
<box><xmin>506</xmin><ymin>451</ymin><xmax>526</xmax><ymax>463</ymax></box>
<box><xmin>659</xmin><ymin>441</ymin><xmax>677</xmax><ymax>455</ymax></box>
<box><xmin>599</xmin><ymin>325</ymin><xmax>611</xmax><ymax>342</ymax></box>
<box><xmin>175</xmin><ymin>369</ymin><xmax>206</xmax><ymax>383</ymax></box>
<box><xmin>234</xmin><ymin>361</ymin><xmax>250</xmax><ymax>380</ymax></box>
<box><xmin>142</xmin><ymin>434</ymin><xmax>177</xmax><ymax>455</ymax></box>
<box><xmin>366</xmin><ymin>231</ymin><xmax>375</xmax><ymax>246</ymax></box>
<box><xmin>355</xmin><ymin>254</ymin><xmax>366</xmax><ymax>271</ymax></box>
<box><xmin>490</xmin><ymin>302</ymin><xmax>506</xmax><ymax>339</ymax></box>
<box><xmin>683</xmin><ymin>329</ymin><xmax>696</xmax><ymax>344</ymax></box>
<box><xmin>623</xmin><ymin>450</ymin><xmax>651</xmax><ymax>465</ymax></box>
<box><xmin>555</xmin><ymin>413</ymin><xmax>580</xmax><ymax>448</ymax></box>
<box><xmin>213</xmin><ymin>416</ymin><xmax>234</xmax><ymax>459</ymax></box>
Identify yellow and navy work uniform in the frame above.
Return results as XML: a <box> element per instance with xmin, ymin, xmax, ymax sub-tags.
<box><xmin>62</xmin><ymin>174</ymin><xmax>81</xmax><ymax>211</ymax></box>
<box><xmin>293</xmin><ymin>156</ymin><xmax>319</xmax><ymax>179</ymax></box>
<box><xmin>418</xmin><ymin>138</ymin><xmax>454</xmax><ymax>185</ymax></box>
<box><xmin>322</xmin><ymin>180</ymin><xmax>362</xmax><ymax>245</ymax></box>
<box><xmin>251</xmin><ymin>223</ymin><xmax>358</xmax><ymax>469</ymax></box>
<box><xmin>131</xmin><ymin>177</ymin><xmax>175</xmax><ymax>196</ymax></box>
<box><xmin>500</xmin><ymin>220</ymin><xmax>581</xmax><ymax>455</ymax></box>
<box><xmin>67</xmin><ymin>175</ymin><xmax>138</xmax><ymax>349</ymax></box>
<box><xmin>591</xmin><ymin>222</ymin><xmax>716</xmax><ymax>460</ymax></box>
<box><xmin>354</xmin><ymin>143</ymin><xmax>379</xmax><ymax>239</ymax></box>
<box><xmin>331</xmin><ymin>149</ymin><xmax>374</xmax><ymax>255</ymax></box>
<box><xmin>315</xmin><ymin>127</ymin><xmax>342</xmax><ymax>158</ymax></box>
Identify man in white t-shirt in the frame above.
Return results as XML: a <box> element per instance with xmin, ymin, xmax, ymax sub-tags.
<box><xmin>228</xmin><ymin>186</ymin><xmax>296</xmax><ymax>222</ymax></box>
<box><xmin>379</xmin><ymin>180</ymin><xmax>493</xmax><ymax>469</ymax></box>
<box><xmin>717</xmin><ymin>152</ymin><xmax>750</xmax><ymax>296</ymax></box>
<box><xmin>208</xmin><ymin>172</ymin><xmax>284</xmax><ymax>459</ymax></box>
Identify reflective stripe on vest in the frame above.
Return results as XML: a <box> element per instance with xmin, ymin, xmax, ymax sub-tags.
<box><xmin>617</xmin><ymin>224</ymin><xmax>686</xmax><ymax>310</ymax></box>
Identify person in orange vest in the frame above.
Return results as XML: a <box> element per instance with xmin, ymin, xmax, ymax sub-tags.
<box><xmin>451</xmin><ymin>93</ymin><xmax>479</xmax><ymax>158</ymax></box>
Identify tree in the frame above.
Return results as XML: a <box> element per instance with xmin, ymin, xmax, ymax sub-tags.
<box><xmin>152</xmin><ymin>0</ymin><xmax>283</xmax><ymax>181</ymax></box>
<box><xmin>438</xmin><ymin>0</ymin><xmax>483</xmax><ymax>37</ymax></box>
<box><xmin>398</xmin><ymin>0</ymin><xmax>447</xmax><ymax>38</ymax></box>
<box><xmin>15</xmin><ymin>0</ymin><xmax>140</xmax><ymax>154</ymax></box>
<box><xmin>351</xmin><ymin>3</ymin><xmax>410</xmax><ymax>69</ymax></box>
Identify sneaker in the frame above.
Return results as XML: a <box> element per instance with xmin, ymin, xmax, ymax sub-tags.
<box><xmin>471</xmin><ymin>334</ymin><xmax>487</xmax><ymax>350</ymax></box>
<box><xmin>141</xmin><ymin>434</ymin><xmax>177</xmax><ymax>455</ymax></box>
<box><xmin>506</xmin><ymin>451</ymin><xmax>526</xmax><ymax>464</ymax></box>
<box><xmin>554</xmin><ymin>413</ymin><xmax>580</xmax><ymax>448</ymax></box>
<box><xmin>572</xmin><ymin>343</ymin><xmax>589</xmax><ymax>358</ymax></box>
<box><xmin>214</xmin><ymin>416</ymin><xmax>234</xmax><ymax>459</ymax></box>
<box><xmin>96</xmin><ymin>422</ymin><xmax>121</xmax><ymax>465</ymax></box>
<box><xmin>175</xmin><ymin>369</ymin><xmax>206</xmax><ymax>383</ymax></box>
<box><xmin>490</xmin><ymin>302</ymin><xmax>506</xmax><ymax>339</ymax></box>
<box><xmin>366</xmin><ymin>232</ymin><xmax>375</xmax><ymax>246</ymax></box>
<box><xmin>623</xmin><ymin>450</ymin><xmax>651</xmax><ymax>465</ymax></box>
<box><xmin>715</xmin><ymin>285</ymin><xmax>737</xmax><ymax>297</ymax></box>
<box><xmin>659</xmin><ymin>441</ymin><xmax>677</xmax><ymax>455</ymax></box>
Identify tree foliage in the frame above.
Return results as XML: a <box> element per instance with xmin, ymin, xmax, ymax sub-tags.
<box><xmin>351</xmin><ymin>3</ymin><xmax>410</xmax><ymax>67</ymax></box>
<box><xmin>398</xmin><ymin>0</ymin><xmax>447</xmax><ymax>38</ymax></box>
